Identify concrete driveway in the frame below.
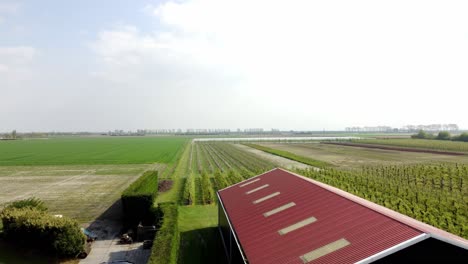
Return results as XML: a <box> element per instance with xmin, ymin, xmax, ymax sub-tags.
<box><xmin>79</xmin><ymin>220</ymin><xmax>150</xmax><ymax>264</ymax></box>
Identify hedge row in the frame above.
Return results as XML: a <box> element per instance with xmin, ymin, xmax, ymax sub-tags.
<box><xmin>121</xmin><ymin>170</ymin><xmax>159</xmax><ymax>226</ymax></box>
<box><xmin>1</xmin><ymin>207</ymin><xmax>85</xmax><ymax>256</ymax></box>
<box><xmin>148</xmin><ymin>203</ymin><xmax>180</xmax><ymax>264</ymax></box>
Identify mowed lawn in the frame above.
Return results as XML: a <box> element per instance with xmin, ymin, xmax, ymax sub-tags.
<box><xmin>0</xmin><ymin>137</ymin><xmax>188</xmax><ymax>166</ymax></box>
<box><xmin>178</xmin><ymin>205</ymin><xmax>227</xmax><ymax>264</ymax></box>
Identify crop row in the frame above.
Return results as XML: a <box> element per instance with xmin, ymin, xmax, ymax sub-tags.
<box><xmin>181</xmin><ymin>142</ymin><xmax>275</xmax><ymax>205</ymax></box>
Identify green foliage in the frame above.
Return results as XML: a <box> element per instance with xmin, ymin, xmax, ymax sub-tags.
<box><xmin>0</xmin><ymin>137</ymin><xmax>187</xmax><ymax>166</ymax></box>
<box><xmin>121</xmin><ymin>170</ymin><xmax>159</xmax><ymax>226</ymax></box>
<box><xmin>245</xmin><ymin>143</ymin><xmax>332</xmax><ymax>168</ymax></box>
<box><xmin>1</xmin><ymin>207</ymin><xmax>85</xmax><ymax>256</ymax></box>
<box><xmin>6</xmin><ymin>197</ymin><xmax>47</xmax><ymax>211</ymax></box>
<box><xmin>297</xmin><ymin>164</ymin><xmax>468</xmax><ymax>238</ymax></box>
<box><xmin>179</xmin><ymin>142</ymin><xmax>276</xmax><ymax>205</ymax></box>
<box><xmin>411</xmin><ymin>130</ymin><xmax>434</xmax><ymax>139</ymax></box>
<box><xmin>437</xmin><ymin>131</ymin><xmax>451</xmax><ymax>140</ymax></box>
<box><xmin>410</xmin><ymin>130</ymin><xmax>468</xmax><ymax>143</ymax></box>
<box><xmin>201</xmin><ymin>172</ymin><xmax>214</xmax><ymax>204</ymax></box>
<box><xmin>453</xmin><ymin>132</ymin><xmax>468</xmax><ymax>142</ymax></box>
<box><xmin>148</xmin><ymin>203</ymin><xmax>180</xmax><ymax>264</ymax></box>
<box><xmin>182</xmin><ymin>174</ymin><xmax>195</xmax><ymax>205</ymax></box>
<box><xmin>177</xmin><ymin>205</ymin><xmax>226</xmax><ymax>264</ymax></box>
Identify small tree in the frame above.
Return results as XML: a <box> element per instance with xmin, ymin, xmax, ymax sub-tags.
<box><xmin>436</xmin><ymin>131</ymin><xmax>451</xmax><ymax>140</ymax></box>
<box><xmin>454</xmin><ymin>132</ymin><xmax>468</xmax><ymax>142</ymax></box>
<box><xmin>411</xmin><ymin>130</ymin><xmax>432</xmax><ymax>139</ymax></box>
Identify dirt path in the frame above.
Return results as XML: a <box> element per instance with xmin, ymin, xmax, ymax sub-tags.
<box><xmin>234</xmin><ymin>144</ymin><xmax>312</xmax><ymax>170</ymax></box>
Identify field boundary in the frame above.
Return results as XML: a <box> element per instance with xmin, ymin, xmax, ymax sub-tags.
<box><xmin>244</xmin><ymin>143</ymin><xmax>331</xmax><ymax>168</ymax></box>
<box><xmin>323</xmin><ymin>142</ymin><xmax>466</xmax><ymax>156</ymax></box>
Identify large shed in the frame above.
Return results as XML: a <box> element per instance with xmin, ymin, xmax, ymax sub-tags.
<box><xmin>217</xmin><ymin>168</ymin><xmax>468</xmax><ymax>264</ymax></box>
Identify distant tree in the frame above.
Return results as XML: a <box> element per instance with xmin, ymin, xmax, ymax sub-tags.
<box><xmin>453</xmin><ymin>132</ymin><xmax>468</xmax><ymax>142</ymax></box>
<box><xmin>411</xmin><ymin>130</ymin><xmax>433</xmax><ymax>139</ymax></box>
<box><xmin>436</xmin><ymin>131</ymin><xmax>451</xmax><ymax>140</ymax></box>
<box><xmin>11</xmin><ymin>130</ymin><xmax>17</xmax><ymax>139</ymax></box>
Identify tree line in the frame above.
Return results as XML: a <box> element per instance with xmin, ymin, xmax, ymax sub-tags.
<box><xmin>412</xmin><ymin>130</ymin><xmax>468</xmax><ymax>142</ymax></box>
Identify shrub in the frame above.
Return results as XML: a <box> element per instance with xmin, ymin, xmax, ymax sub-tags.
<box><xmin>0</xmin><ymin>207</ymin><xmax>85</xmax><ymax>256</ymax></box>
<box><xmin>411</xmin><ymin>130</ymin><xmax>434</xmax><ymax>139</ymax></box>
<box><xmin>148</xmin><ymin>203</ymin><xmax>179</xmax><ymax>264</ymax></box>
<box><xmin>453</xmin><ymin>132</ymin><xmax>468</xmax><ymax>142</ymax></box>
<box><xmin>121</xmin><ymin>170</ymin><xmax>159</xmax><ymax>226</ymax></box>
<box><xmin>436</xmin><ymin>131</ymin><xmax>451</xmax><ymax>140</ymax></box>
<box><xmin>5</xmin><ymin>197</ymin><xmax>47</xmax><ymax>211</ymax></box>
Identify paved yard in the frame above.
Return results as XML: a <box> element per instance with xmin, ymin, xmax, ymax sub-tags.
<box><xmin>79</xmin><ymin>219</ymin><xmax>151</xmax><ymax>264</ymax></box>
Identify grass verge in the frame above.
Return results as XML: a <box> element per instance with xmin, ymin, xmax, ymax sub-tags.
<box><xmin>177</xmin><ymin>205</ymin><xmax>226</xmax><ymax>264</ymax></box>
<box><xmin>244</xmin><ymin>143</ymin><xmax>332</xmax><ymax>168</ymax></box>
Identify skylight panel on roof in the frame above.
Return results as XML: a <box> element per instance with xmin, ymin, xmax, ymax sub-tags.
<box><xmin>263</xmin><ymin>202</ymin><xmax>296</xmax><ymax>217</ymax></box>
<box><xmin>239</xmin><ymin>178</ymin><xmax>260</xmax><ymax>187</ymax></box>
<box><xmin>245</xmin><ymin>184</ymin><xmax>269</xmax><ymax>194</ymax></box>
<box><xmin>300</xmin><ymin>238</ymin><xmax>350</xmax><ymax>263</ymax></box>
<box><xmin>278</xmin><ymin>216</ymin><xmax>317</xmax><ymax>235</ymax></box>
<box><xmin>252</xmin><ymin>192</ymin><xmax>280</xmax><ymax>204</ymax></box>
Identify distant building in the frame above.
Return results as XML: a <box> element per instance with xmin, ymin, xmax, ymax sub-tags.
<box><xmin>346</xmin><ymin>124</ymin><xmax>460</xmax><ymax>133</ymax></box>
<box><xmin>217</xmin><ymin>169</ymin><xmax>468</xmax><ymax>264</ymax></box>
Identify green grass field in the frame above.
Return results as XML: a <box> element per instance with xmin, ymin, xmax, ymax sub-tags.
<box><xmin>0</xmin><ymin>137</ymin><xmax>188</xmax><ymax>166</ymax></box>
<box><xmin>177</xmin><ymin>205</ymin><xmax>225</xmax><ymax>264</ymax></box>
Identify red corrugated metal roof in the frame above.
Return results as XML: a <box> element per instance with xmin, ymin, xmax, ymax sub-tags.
<box><xmin>218</xmin><ymin>168</ymin><xmax>430</xmax><ymax>264</ymax></box>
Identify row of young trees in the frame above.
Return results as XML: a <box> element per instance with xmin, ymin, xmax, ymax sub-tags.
<box><xmin>181</xmin><ymin>142</ymin><xmax>275</xmax><ymax>205</ymax></box>
<box><xmin>297</xmin><ymin>164</ymin><xmax>468</xmax><ymax>238</ymax></box>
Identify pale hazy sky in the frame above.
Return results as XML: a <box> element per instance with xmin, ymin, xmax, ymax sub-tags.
<box><xmin>1</xmin><ymin>0</ymin><xmax>467</xmax><ymax>132</ymax></box>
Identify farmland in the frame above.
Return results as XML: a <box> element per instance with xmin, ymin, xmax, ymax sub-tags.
<box><xmin>0</xmin><ymin>137</ymin><xmax>188</xmax><ymax>166</ymax></box>
<box><xmin>2</xmin><ymin>136</ymin><xmax>468</xmax><ymax>263</ymax></box>
<box><xmin>0</xmin><ymin>136</ymin><xmax>188</xmax><ymax>222</ymax></box>
<box><xmin>0</xmin><ymin>164</ymin><xmax>163</xmax><ymax>222</ymax></box>
<box><xmin>166</xmin><ymin>140</ymin><xmax>468</xmax><ymax>262</ymax></box>
<box><xmin>181</xmin><ymin>142</ymin><xmax>276</xmax><ymax>205</ymax></box>
<box><xmin>255</xmin><ymin>142</ymin><xmax>468</xmax><ymax>170</ymax></box>
<box><xmin>351</xmin><ymin>138</ymin><xmax>468</xmax><ymax>153</ymax></box>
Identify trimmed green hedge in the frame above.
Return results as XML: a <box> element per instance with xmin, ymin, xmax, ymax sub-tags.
<box><xmin>244</xmin><ymin>143</ymin><xmax>332</xmax><ymax>168</ymax></box>
<box><xmin>148</xmin><ymin>203</ymin><xmax>180</xmax><ymax>264</ymax></box>
<box><xmin>121</xmin><ymin>170</ymin><xmax>159</xmax><ymax>226</ymax></box>
<box><xmin>1</xmin><ymin>207</ymin><xmax>85</xmax><ymax>256</ymax></box>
